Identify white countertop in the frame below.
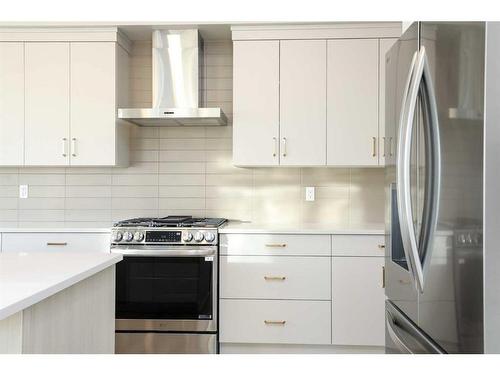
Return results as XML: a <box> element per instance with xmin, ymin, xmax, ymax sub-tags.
<box><xmin>0</xmin><ymin>252</ymin><xmax>122</xmax><ymax>321</ymax></box>
<box><xmin>219</xmin><ymin>221</ymin><xmax>385</xmax><ymax>235</ymax></box>
<box><xmin>0</xmin><ymin>228</ymin><xmax>111</xmax><ymax>233</ymax></box>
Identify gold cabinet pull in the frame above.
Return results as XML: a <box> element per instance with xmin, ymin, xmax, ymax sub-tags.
<box><xmin>382</xmin><ymin>266</ymin><xmax>386</xmax><ymax>288</ymax></box>
<box><xmin>265</xmin><ymin>243</ymin><xmax>287</xmax><ymax>248</ymax></box>
<box><xmin>272</xmin><ymin>137</ymin><xmax>277</xmax><ymax>157</ymax></box>
<box><xmin>382</xmin><ymin>136</ymin><xmax>386</xmax><ymax>157</ymax></box>
<box><xmin>46</xmin><ymin>242</ymin><xmax>68</xmax><ymax>246</ymax></box>
<box><xmin>398</xmin><ymin>279</ymin><xmax>411</xmax><ymax>285</ymax></box>
<box><xmin>389</xmin><ymin>137</ymin><xmax>393</xmax><ymax>156</ymax></box>
<box><xmin>282</xmin><ymin>137</ymin><xmax>287</xmax><ymax>157</ymax></box>
<box><xmin>378</xmin><ymin>244</ymin><xmax>386</xmax><ymax>249</ymax></box>
<box><xmin>264</xmin><ymin>276</ymin><xmax>286</xmax><ymax>281</ymax></box>
<box><xmin>372</xmin><ymin>136</ymin><xmax>377</xmax><ymax>157</ymax></box>
<box><xmin>264</xmin><ymin>320</ymin><xmax>286</xmax><ymax>325</ymax></box>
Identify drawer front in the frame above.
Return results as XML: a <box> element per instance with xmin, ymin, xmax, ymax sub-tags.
<box><xmin>219</xmin><ymin>299</ymin><xmax>331</xmax><ymax>345</ymax></box>
<box><xmin>1</xmin><ymin>233</ymin><xmax>110</xmax><ymax>253</ymax></box>
<box><xmin>331</xmin><ymin>235</ymin><xmax>385</xmax><ymax>256</ymax></box>
<box><xmin>220</xmin><ymin>234</ymin><xmax>330</xmax><ymax>256</ymax></box>
<box><xmin>220</xmin><ymin>256</ymin><xmax>331</xmax><ymax>300</ymax></box>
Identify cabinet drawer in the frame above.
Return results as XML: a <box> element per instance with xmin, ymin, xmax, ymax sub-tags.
<box><xmin>220</xmin><ymin>234</ymin><xmax>330</xmax><ymax>256</ymax></box>
<box><xmin>220</xmin><ymin>256</ymin><xmax>330</xmax><ymax>300</ymax></box>
<box><xmin>219</xmin><ymin>299</ymin><xmax>331</xmax><ymax>345</ymax></box>
<box><xmin>331</xmin><ymin>235</ymin><xmax>385</xmax><ymax>256</ymax></box>
<box><xmin>1</xmin><ymin>232</ymin><xmax>110</xmax><ymax>253</ymax></box>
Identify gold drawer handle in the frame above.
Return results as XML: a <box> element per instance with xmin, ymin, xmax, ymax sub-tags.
<box><xmin>264</xmin><ymin>320</ymin><xmax>286</xmax><ymax>325</ymax></box>
<box><xmin>265</xmin><ymin>243</ymin><xmax>287</xmax><ymax>248</ymax></box>
<box><xmin>264</xmin><ymin>276</ymin><xmax>286</xmax><ymax>281</ymax></box>
<box><xmin>398</xmin><ymin>279</ymin><xmax>411</xmax><ymax>285</ymax></box>
<box><xmin>46</xmin><ymin>242</ymin><xmax>68</xmax><ymax>246</ymax></box>
<box><xmin>378</xmin><ymin>244</ymin><xmax>386</xmax><ymax>249</ymax></box>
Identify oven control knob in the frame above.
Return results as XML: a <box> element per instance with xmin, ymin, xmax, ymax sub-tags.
<box><xmin>205</xmin><ymin>232</ymin><xmax>216</xmax><ymax>242</ymax></box>
<box><xmin>194</xmin><ymin>232</ymin><xmax>205</xmax><ymax>242</ymax></box>
<box><xmin>134</xmin><ymin>232</ymin><xmax>144</xmax><ymax>242</ymax></box>
<box><xmin>112</xmin><ymin>231</ymin><xmax>123</xmax><ymax>242</ymax></box>
<box><xmin>182</xmin><ymin>232</ymin><xmax>193</xmax><ymax>242</ymax></box>
<box><xmin>123</xmin><ymin>231</ymin><xmax>133</xmax><ymax>242</ymax></box>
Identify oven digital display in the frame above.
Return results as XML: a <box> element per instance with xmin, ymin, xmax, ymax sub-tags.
<box><xmin>146</xmin><ymin>231</ymin><xmax>182</xmax><ymax>242</ymax></box>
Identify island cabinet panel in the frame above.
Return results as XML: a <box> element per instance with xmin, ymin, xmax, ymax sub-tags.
<box><xmin>0</xmin><ymin>42</ymin><xmax>24</xmax><ymax>165</ymax></box>
<box><xmin>232</xmin><ymin>40</ymin><xmax>280</xmax><ymax>166</ymax></box>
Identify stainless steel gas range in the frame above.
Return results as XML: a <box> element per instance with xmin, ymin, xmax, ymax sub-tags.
<box><xmin>110</xmin><ymin>216</ymin><xmax>227</xmax><ymax>354</ymax></box>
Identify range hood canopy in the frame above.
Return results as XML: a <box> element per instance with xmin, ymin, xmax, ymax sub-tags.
<box><xmin>119</xmin><ymin>29</ymin><xmax>227</xmax><ymax>126</ymax></box>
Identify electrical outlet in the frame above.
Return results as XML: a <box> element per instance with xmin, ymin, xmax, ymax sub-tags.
<box><xmin>19</xmin><ymin>184</ymin><xmax>29</xmax><ymax>199</ymax></box>
<box><xmin>305</xmin><ymin>187</ymin><xmax>315</xmax><ymax>201</ymax></box>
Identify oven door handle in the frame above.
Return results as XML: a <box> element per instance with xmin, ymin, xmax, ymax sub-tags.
<box><xmin>111</xmin><ymin>248</ymin><xmax>216</xmax><ymax>257</ymax></box>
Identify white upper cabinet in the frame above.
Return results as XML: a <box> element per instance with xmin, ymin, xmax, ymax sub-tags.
<box><xmin>379</xmin><ymin>38</ymin><xmax>398</xmax><ymax>166</ymax></box>
<box><xmin>0</xmin><ymin>43</ymin><xmax>24</xmax><ymax>165</ymax></box>
<box><xmin>327</xmin><ymin>39</ymin><xmax>379</xmax><ymax>166</ymax></box>
<box><xmin>25</xmin><ymin>42</ymin><xmax>71</xmax><ymax>166</ymax></box>
<box><xmin>231</xmin><ymin>23</ymin><xmax>401</xmax><ymax>168</ymax></box>
<box><xmin>279</xmin><ymin>40</ymin><xmax>327</xmax><ymax>166</ymax></box>
<box><xmin>233</xmin><ymin>40</ymin><xmax>279</xmax><ymax>166</ymax></box>
<box><xmin>0</xmin><ymin>28</ymin><xmax>130</xmax><ymax>167</ymax></box>
<box><xmin>70</xmin><ymin>42</ymin><xmax>117</xmax><ymax>166</ymax></box>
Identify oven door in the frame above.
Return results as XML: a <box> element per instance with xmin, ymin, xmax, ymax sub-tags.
<box><xmin>113</xmin><ymin>246</ymin><xmax>217</xmax><ymax>332</ymax></box>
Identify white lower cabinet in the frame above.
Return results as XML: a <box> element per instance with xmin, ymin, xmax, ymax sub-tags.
<box><xmin>219</xmin><ymin>233</ymin><xmax>386</xmax><ymax>351</ymax></box>
<box><xmin>0</xmin><ymin>232</ymin><xmax>110</xmax><ymax>253</ymax></box>
<box><xmin>220</xmin><ymin>255</ymin><xmax>331</xmax><ymax>300</ymax></box>
<box><xmin>332</xmin><ymin>256</ymin><xmax>386</xmax><ymax>346</ymax></box>
<box><xmin>220</xmin><ymin>299</ymin><xmax>331</xmax><ymax>345</ymax></box>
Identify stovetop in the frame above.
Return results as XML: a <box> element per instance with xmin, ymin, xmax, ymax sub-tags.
<box><xmin>113</xmin><ymin>216</ymin><xmax>227</xmax><ymax>228</ymax></box>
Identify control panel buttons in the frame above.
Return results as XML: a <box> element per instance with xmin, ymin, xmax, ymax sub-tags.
<box><xmin>134</xmin><ymin>232</ymin><xmax>145</xmax><ymax>242</ymax></box>
<box><xmin>182</xmin><ymin>232</ymin><xmax>193</xmax><ymax>242</ymax></box>
<box><xmin>194</xmin><ymin>232</ymin><xmax>205</xmax><ymax>242</ymax></box>
<box><xmin>123</xmin><ymin>231</ymin><xmax>133</xmax><ymax>242</ymax></box>
<box><xmin>205</xmin><ymin>232</ymin><xmax>216</xmax><ymax>242</ymax></box>
<box><xmin>112</xmin><ymin>231</ymin><xmax>123</xmax><ymax>242</ymax></box>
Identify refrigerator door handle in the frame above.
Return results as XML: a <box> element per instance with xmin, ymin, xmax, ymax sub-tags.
<box><xmin>396</xmin><ymin>50</ymin><xmax>420</xmax><ymax>290</ymax></box>
<box><xmin>397</xmin><ymin>46</ymin><xmax>441</xmax><ymax>294</ymax></box>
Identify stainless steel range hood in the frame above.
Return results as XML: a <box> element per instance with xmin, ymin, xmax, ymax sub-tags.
<box><xmin>118</xmin><ymin>29</ymin><xmax>227</xmax><ymax>126</ymax></box>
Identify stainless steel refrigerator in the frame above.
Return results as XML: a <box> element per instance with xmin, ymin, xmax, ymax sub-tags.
<box><xmin>384</xmin><ymin>21</ymin><xmax>500</xmax><ymax>354</ymax></box>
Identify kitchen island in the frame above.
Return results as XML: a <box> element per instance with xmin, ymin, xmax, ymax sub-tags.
<box><xmin>0</xmin><ymin>252</ymin><xmax>122</xmax><ymax>354</ymax></box>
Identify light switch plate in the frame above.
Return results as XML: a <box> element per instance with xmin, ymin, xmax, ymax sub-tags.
<box><xmin>19</xmin><ymin>184</ymin><xmax>28</xmax><ymax>199</ymax></box>
<box><xmin>305</xmin><ymin>186</ymin><xmax>315</xmax><ymax>201</ymax></box>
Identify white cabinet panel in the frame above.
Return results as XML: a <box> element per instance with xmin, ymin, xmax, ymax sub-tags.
<box><xmin>379</xmin><ymin>38</ymin><xmax>398</xmax><ymax>166</ymax></box>
<box><xmin>220</xmin><ymin>234</ymin><xmax>331</xmax><ymax>256</ymax></box>
<box><xmin>0</xmin><ymin>43</ymin><xmax>24</xmax><ymax>165</ymax></box>
<box><xmin>220</xmin><ymin>256</ymin><xmax>331</xmax><ymax>300</ymax></box>
<box><xmin>327</xmin><ymin>39</ymin><xmax>379</xmax><ymax>166</ymax></box>
<box><xmin>25</xmin><ymin>42</ymin><xmax>70</xmax><ymax>166</ymax></box>
<box><xmin>1</xmin><ymin>233</ymin><xmax>110</xmax><ymax>253</ymax></box>
<box><xmin>332</xmin><ymin>257</ymin><xmax>385</xmax><ymax>346</ymax></box>
<box><xmin>331</xmin><ymin>235</ymin><xmax>385</xmax><ymax>257</ymax></box>
<box><xmin>220</xmin><ymin>299</ymin><xmax>331</xmax><ymax>345</ymax></box>
<box><xmin>233</xmin><ymin>41</ymin><xmax>279</xmax><ymax>166</ymax></box>
<box><xmin>279</xmin><ymin>40</ymin><xmax>326</xmax><ymax>166</ymax></box>
<box><xmin>70</xmin><ymin>42</ymin><xmax>116</xmax><ymax>166</ymax></box>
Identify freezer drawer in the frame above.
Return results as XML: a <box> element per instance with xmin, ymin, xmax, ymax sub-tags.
<box><xmin>385</xmin><ymin>301</ymin><xmax>444</xmax><ymax>354</ymax></box>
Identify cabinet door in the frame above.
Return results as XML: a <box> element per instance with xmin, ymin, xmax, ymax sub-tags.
<box><xmin>70</xmin><ymin>42</ymin><xmax>116</xmax><ymax>166</ymax></box>
<box><xmin>0</xmin><ymin>43</ymin><xmax>24</xmax><ymax>165</ymax></box>
<box><xmin>25</xmin><ymin>42</ymin><xmax>70</xmax><ymax>166</ymax></box>
<box><xmin>233</xmin><ymin>41</ymin><xmax>279</xmax><ymax>166</ymax></box>
<box><xmin>327</xmin><ymin>39</ymin><xmax>378</xmax><ymax>166</ymax></box>
<box><xmin>379</xmin><ymin>38</ymin><xmax>398</xmax><ymax>166</ymax></box>
<box><xmin>332</xmin><ymin>257</ymin><xmax>385</xmax><ymax>346</ymax></box>
<box><xmin>280</xmin><ymin>40</ymin><xmax>326</xmax><ymax>166</ymax></box>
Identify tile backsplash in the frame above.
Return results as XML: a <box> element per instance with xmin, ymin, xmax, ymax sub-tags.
<box><xmin>0</xmin><ymin>39</ymin><xmax>384</xmax><ymax>228</ymax></box>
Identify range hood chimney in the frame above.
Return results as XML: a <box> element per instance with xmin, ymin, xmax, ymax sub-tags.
<box><xmin>118</xmin><ymin>29</ymin><xmax>227</xmax><ymax>126</ymax></box>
